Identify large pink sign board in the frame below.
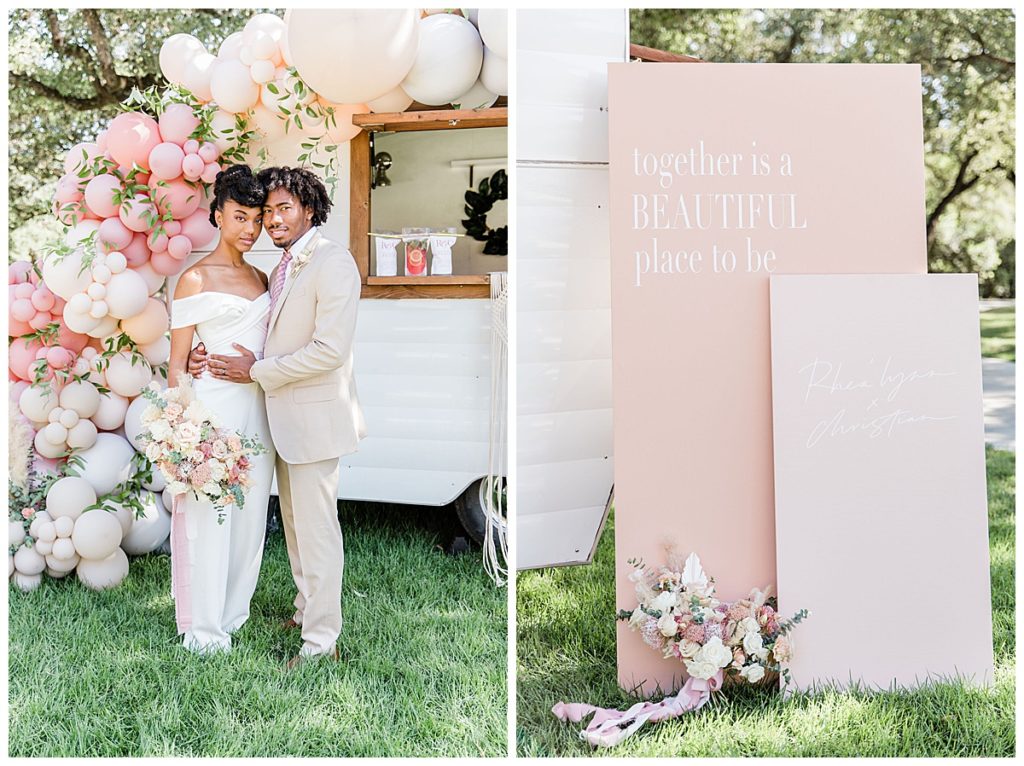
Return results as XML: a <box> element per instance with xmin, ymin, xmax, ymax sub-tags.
<box><xmin>608</xmin><ymin>63</ymin><xmax>927</xmax><ymax>694</ymax></box>
<box><xmin>770</xmin><ymin>274</ymin><xmax>992</xmax><ymax>691</ymax></box>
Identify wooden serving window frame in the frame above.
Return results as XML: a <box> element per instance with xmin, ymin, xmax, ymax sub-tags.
<box><xmin>349</xmin><ymin>106</ymin><xmax>508</xmax><ymax>299</ymax></box>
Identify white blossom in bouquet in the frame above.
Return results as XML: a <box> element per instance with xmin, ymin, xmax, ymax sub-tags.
<box><xmin>148</xmin><ymin>419</ymin><xmax>172</xmax><ymax>441</ymax></box>
<box><xmin>184</xmin><ymin>400</ymin><xmax>211</xmax><ymax>426</ymax></box>
<box><xmin>740</xmin><ymin>663</ymin><xmax>766</xmax><ymax>683</ymax></box>
<box><xmin>677</xmin><ymin>639</ymin><xmax>701</xmax><ymax>658</ymax></box>
<box><xmin>141</xmin><ymin>405</ymin><xmax>162</xmax><ymax>425</ymax></box>
<box><xmin>208</xmin><ymin>459</ymin><xmax>226</xmax><ymax>481</ymax></box>
<box><xmin>174</xmin><ymin>421</ymin><xmax>202</xmax><ymax>447</ymax></box>
<box><xmin>742</xmin><ymin>629</ymin><xmax>768</xmax><ymax>660</ymax></box>
<box><xmin>650</xmin><ymin>590</ymin><xmax>678</xmax><ymax>614</ymax></box>
<box><xmin>167</xmin><ymin>480</ymin><xmax>188</xmax><ymax>496</ymax></box>
<box><xmin>681</xmin><ymin>552</ymin><xmax>710</xmax><ymax>595</ymax></box>
<box><xmin>201</xmin><ymin>482</ymin><xmax>223</xmax><ymax>497</ymax></box>
<box><xmin>211</xmin><ymin>439</ymin><xmax>228</xmax><ymax>459</ymax></box>
<box><xmin>685</xmin><ymin>659</ymin><xmax>719</xmax><ymax>680</ymax></box>
<box><xmin>145</xmin><ymin>442</ymin><xmax>163</xmax><ymax>462</ymax></box>
<box><xmin>691</xmin><ymin>635</ymin><xmax>732</xmax><ymax>671</ymax></box>
<box><xmin>657</xmin><ymin>612</ymin><xmax>678</xmax><ymax>637</ymax></box>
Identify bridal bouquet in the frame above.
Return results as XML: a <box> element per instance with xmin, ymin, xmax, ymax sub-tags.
<box><xmin>137</xmin><ymin>381</ymin><xmax>267</xmax><ymax>523</ymax></box>
<box><xmin>553</xmin><ymin>551</ymin><xmax>808</xmax><ymax>748</ymax></box>
<box><xmin>618</xmin><ymin>552</ymin><xmax>808</xmax><ymax>686</ymax></box>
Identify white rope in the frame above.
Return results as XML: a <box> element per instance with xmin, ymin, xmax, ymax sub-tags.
<box><xmin>483</xmin><ymin>271</ymin><xmax>509</xmax><ymax>586</ymax></box>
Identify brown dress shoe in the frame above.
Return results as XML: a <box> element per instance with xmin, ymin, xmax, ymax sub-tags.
<box><xmin>279</xmin><ymin>617</ymin><xmax>301</xmax><ymax>630</ymax></box>
<box><xmin>283</xmin><ymin>646</ymin><xmax>340</xmax><ymax>672</ymax></box>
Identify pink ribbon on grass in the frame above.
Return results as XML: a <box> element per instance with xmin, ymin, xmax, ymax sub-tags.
<box><xmin>552</xmin><ymin>670</ymin><xmax>724</xmax><ymax>748</ymax></box>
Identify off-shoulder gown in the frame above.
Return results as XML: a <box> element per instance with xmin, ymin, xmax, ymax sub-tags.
<box><xmin>169</xmin><ymin>291</ymin><xmax>276</xmax><ymax>653</ymax></box>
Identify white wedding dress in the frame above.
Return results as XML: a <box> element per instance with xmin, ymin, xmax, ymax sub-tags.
<box><xmin>169</xmin><ymin>291</ymin><xmax>276</xmax><ymax>653</ymax></box>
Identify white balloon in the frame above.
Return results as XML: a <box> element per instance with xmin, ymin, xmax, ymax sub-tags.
<box><xmin>72</xmin><ymin>509</ymin><xmax>124</xmax><ymax>560</ymax></box>
<box><xmin>244</xmin><ymin>13</ymin><xmax>287</xmax><ymax>47</ymax></box>
<box><xmin>76</xmin><ymin>547</ymin><xmax>130</xmax><ymax>591</ymax></box>
<box><xmin>14</xmin><ymin>545</ymin><xmax>46</xmax><ymax>576</ymax></box>
<box><xmin>121</xmin><ymin>492</ymin><xmax>171</xmax><ymax>556</ymax></box>
<box><xmin>131</xmin><ymin>262</ymin><xmax>167</xmax><ymax>296</ymax></box>
<box><xmin>250</xmin><ymin>59</ymin><xmax>276</xmax><ymax>85</ymax></box>
<box><xmin>46</xmin><ymin>551</ymin><xmax>79</xmax><ymax>572</ymax></box>
<box><xmin>368</xmin><ymin>85</ymin><xmax>414</xmax><ymax>114</ymax></box>
<box><xmin>91</xmin><ymin>391</ymin><xmax>129</xmax><ymax>431</ymax></box>
<box><xmin>105</xmin><ymin>352</ymin><xmax>153</xmax><ymax>398</ymax></box>
<box><xmin>59</xmin><ymin>379</ymin><xmax>101</xmax><ymax>418</ymax></box>
<box><xmin>249</xmin><ymin>102</ymin><xmax>288</xmax><ymax>143</ymax></box>
<box><xmin>8</xmin><ymin>520</ymin><xmax>26</xmax><ymax>548</ymax></box>
<box><xmin>140</xmin><ymin>336</ymin><xmax>171</xmax><ymax>367</ymax></box>
<box><xmin>34</xmin><ymin>539</ymin><xmax>53</xmax><ymax>556</ymax></box>
<box><xmin>8</xmin><ymin>553</ymin><xmax>13</xmax><ymax>578</ymax></box>
<box><xmin>109</xmin><ymin>502</ymin><xmax>135</xmax><ymax>537</ymax></box>
<box><xmin>45</xmin><ymin>476</ymin><xmax>97</xmax><ymax>521</ymax></box>
<box><xmin>160</xmin><ymin>34</ymin><xmax>206</xmax><ymax>85</ymax></box>
<box><xmin>209</xmin><ymin>109</ymin><xmax>241</xmax><ymax>153</ymax></box>
<box><xmin>73</xmin><ymin>433</ymin><xmax>137</xmax><ymax>497</ymax></box>
<box><xmin>65</xmin><ymin>219</ymin><xmax>102</xmax><ymax>249</ymax></box>
<box><xmin>51</xmin><ymin>538</ymin><xmax>77</xmax><ymax>561</ymax></box>
<box><xmin>37</xmin><ymin>521</ymin><xmax>57</xmax><ymax>543</ymax></box>
<box><xmin>218</xmin><ymin>31</ymin><xmax>244</xmax><ymax>60</ymax></box>
<box><xmin>28</xmin><ymin>512</ymin><xmax>52</xmax><ymax>539</ymax></box>
<box><xmin>401</xmin><ymin>14</ymin><xmax>484</xmax><ymax>106</ymax></box>
<box><xmin>66</xmin><ymin>419</ymin><xmax>99</xmax><ymax>450</ymax></box>
<box><xmin>62</xmin><ymin>303</ymin><xmax>102</xmax><ymax>334</ymax></box>
<box><xmin>451</xmin><ymin>77</ymin><xmax>498</xmax><ymax>110</ymax></box>
<box><xmin>210</xmin><ymin>59</ymin><xmax>260</xmax><ymax>114</ymax></box>
<box><xmin>34</xmin><ymin>429</ymin><xmax>66</xmax><ymax>459</ymax></box>
<box><xmin>42</xmin><ymin>421</ymin><xmax>68</xmax><ymax>445</ymax></box>
<box><xmin>287</xmin><ymin>9</ymin><xmax>419</xmax><ymax>104</ymax></box>
<box><xmin>42</xmin><ymin>248</ymin><xmax>93</xmax><ymax>301</ymax></box>
<box><xmin>123</xmin><ymin>395</ymin><xmax>151</xmax><ymax>450</ymax></box>
<box><xmin>11</xmin><ymin>571</ymin><xmax>42</xmax><ymax>592</ymax></box>
<box><xmin>248</xmin><ymin>30</ymin><xmax>278</xmax><ymax>61</ymax></box>
<box><xmin>182</xmin><ymin>52</ymin><xmax>217</xmax><ymax>103</ymax></box>
<box><xmin>477</xmin><ymin>9</ymin><xmax>508</xmax><ymax>59</ymax></box>
<box><xmin>45</xmin><ymin>566</ymin><xmax>70</xmax><ymax>579</ymax></box>
<box><xmin>479</xmin><ymin>47</ymin><xmax>508</xmax><ymax>97</ymax></box>
<box><xmin>86</xmin><ymin>313</ymin><xmax>120</xmax><ymax>339</ymax></box>
<box><xmin>19</xmin><ymin>385</ymin><xmax>58</xmax><ymax>423</ymax></box>
<box><xmin>104</xmin><ymin>269</ymin><xmax>149</xmax><ymax>319</ymax></box>
<box><xmin>142</xmin><ymin>469</ymin><xmax>166</xmax><ymax>493</ymax></box>
<box><xmin>53</xmin><ymin>516</ymin><xmax>74</xmax><ymax>538</ymax></box>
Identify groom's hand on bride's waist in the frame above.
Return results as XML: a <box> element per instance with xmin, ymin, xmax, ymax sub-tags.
<box><xmin>187</xmin><ymin>343</ymin><xmax>207</xmax><ymax>378</ymax></box>
<box><xmin>208</xmin><ymin>344</ymin><xmax>257</xmax><ymax>384</ymax></box>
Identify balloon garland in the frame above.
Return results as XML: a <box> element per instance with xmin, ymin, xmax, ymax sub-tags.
<box><xmin>9</xmin><ymin>8</ymin><xmax>508</xmax><ymax>593</ymax></box>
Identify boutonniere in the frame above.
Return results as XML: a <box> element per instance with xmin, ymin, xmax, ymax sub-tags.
<box><xmin>289</xmin><ymin>232</ymin><xmax>321</xmax><ymax>279</ymax></box>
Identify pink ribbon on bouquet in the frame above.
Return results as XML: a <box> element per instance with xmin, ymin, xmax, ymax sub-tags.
<box><xmin>169</xmin><ymin>494</ymin><xmax>192</xmax><ymax>633</ymax></box>
<box><xmin>552</xmin><ymin>670</ymin><xmax>723</xmax><ymax>748</ymax></box>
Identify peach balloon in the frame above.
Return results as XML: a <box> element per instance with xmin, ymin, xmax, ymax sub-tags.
<box><xmin>167</xmin><ymin>234</ymin><xmax>193</xmax><ymax>261</ymax></box>
<box><xmin>55</xmin><ymin>174</ymin><xmax>85</xmax><ymax>204</ymax></box>
<box><xmin>148</xmin><ymin>142</ymin><xmax>186</xmax><ymax>181</ymax></box>
<box><xmin>149</xmin><ymin>250</ymin><xmax>183</xmax><ymax>277</ymax></box>
<box><xmin>218</xmin><ymin>31</ymin><xmax>244</xmax><ymax>60</ymax></box>
<box><xmin>119</xmin><ymin>194</ymin><xmax>158</xmax><ymax>233</ymax></box>
<box><xmin>208</xmin><ymin>110</ymin><xmax>239</xmax><ymax>153</ymax></box>
<box><xmin>97</xmin><ymin>217</ymin><xmax>133</xmax><ymax>253</ymax></box>
<box><xmin>160</xmin><ymin>33</ymin><xmax>206</xmax><ymax>86</ymax></box>
<box><xmin>318</xmin><ymin>102</ymin><xmax>367</xmax><ymax>144</ymax></box>
<box><xmin>11</xmin><ymin>299</ymin><xmax>34</xmax><ymax>322</ymax></box>
<box><xmin>63</xmin><ymin>142</ymin><xmax>101</xmax><ymax>176</ymax></box>
<box><xmin>60</xmin><ymin>379</ymin><xmax>101</xmax><ymax>418</ymax></box>
<box><xmin>140</xmin><ymin>335</ymin><xmax>171</xmax><ymax>366</ymax></box>
<box><xmin>101</xmin><ymin>355</ymin><xmax>153</xmax><ymax>399</ymax></box>
<box><xmin>180</xmin><ymin>209</ymin><xmax>218</xmax><ymax>249</ymax></box>
<box><xmin>107</xmin><ymin>112</ymin><xmax>162</xmax><ymax>170</ymax></box>
<box><xmin>120</xmin><ymin>298</ymin><xmax>169</xmax><ymax>345</ymax></box>
<box><xmin>158</xmin><ymin>102</ymin><xmax>201</xmax><ymax>145</ymax></box>
<box><xmin>72</xmin><ymin>508</ymin><xmax>124</xmax><ymax>560</ymax></box>
<box><xmin>103</xmin><ymin>269</ymin><xmax>149</xmax><ymax>319</ymax></box>
<box><xmin>149</xmin><ymin>178</ymin><xmax>202</xmax><ymax>219</ymax></box>
<box><xmin>210</xmin><ymin>58</ymin><xmax>260</xmax><ymax>114</ymax></box>
<box><xmin>9</xmin><ymin>337</ymin><xmax>42</xmax><ymax>380</ymax></box>
<box><xmin>250</xmin><ymin>58</ymin><xmax>276</xmax><ymax>85</ymax></box>
<box><xmin>83</xmin><ymin>174</ymin><xmax>123</xmax><ymax>219</ymax></box>
<box><xmin>122</xmin><ymin>232</ymin><xmax>151</xmax><ymax>267</ymax></box>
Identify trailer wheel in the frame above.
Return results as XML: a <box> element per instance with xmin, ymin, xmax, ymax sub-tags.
<box><xmin>455</xmin><ymin>478</ymin><xmax>505</xmax><ymax>546</ymax></box>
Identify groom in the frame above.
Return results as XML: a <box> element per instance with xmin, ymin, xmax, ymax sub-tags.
<box><xmin>191</xmin><ymin>166</ymin><xmax>367</xmax><ymax>669</ymax></box>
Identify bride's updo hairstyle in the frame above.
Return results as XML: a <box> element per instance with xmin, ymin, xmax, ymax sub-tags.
<box><xmin>209</xmin><ymin>165</ymin><xmax>267</xmax><ymax>227</ymax></box>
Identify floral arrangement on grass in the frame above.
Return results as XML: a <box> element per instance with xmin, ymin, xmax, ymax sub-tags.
<box><xmin>553</xmin><ymin>550</ymin><xmax>809</xmax><ymax>748</ymax></box>
<box><xmin>136</xmin><ymin>381</ymin><xmax>267</xmax><ymax>523</ymax></box>
<box><xmin>618</xmin><ymin>551</ymin><xmax>808</xmax><ymax>686</ymax></box>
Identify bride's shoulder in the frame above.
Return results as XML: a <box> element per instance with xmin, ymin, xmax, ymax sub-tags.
<box><xmin>174</xmin><ymin>264</ymin><xmax>206</xmax><ymax>300</ymax></box>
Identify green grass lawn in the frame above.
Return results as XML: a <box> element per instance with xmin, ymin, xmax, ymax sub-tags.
<box><xmin>980</xmin><ymin>305</ymin><xmax>1015</xmax><ymax>361</ymax></box>
<box><xmin>517</xmin><ymin>448</ymin><xmax>1015</xmax><ymax>757</ymax></box>
<box><xmin>9</xmin><ymin>501</ymin><xmax>507</xmax><ymax>757</ymax></box>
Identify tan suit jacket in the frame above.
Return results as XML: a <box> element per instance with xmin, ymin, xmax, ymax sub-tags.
<box><xmin>250</xmin><ymin>233</ymin><xmax>367</xmax><ymax>464</ymax></box>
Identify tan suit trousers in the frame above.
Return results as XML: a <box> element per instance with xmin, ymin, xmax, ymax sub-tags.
<box><xmin>276</xmin><ymin>455</ymin><xmax>343</xmax><ymax>656</ymax></box>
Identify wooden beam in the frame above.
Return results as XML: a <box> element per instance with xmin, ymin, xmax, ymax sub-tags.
<box><xmin>629</xmin><ymin>43</ymin><xmax>704</xmax><ymax>63</ymax></box>
<box><xmin>367</xmin><ymin>275</ymin><xmax>491</xmax><ymax>286</ymax></box>
<box><xmin>349</xmin><ymin>131</ymin><xmax>371</xmax><ymax>281</ymax></box>
<box><xmin>362</xmin><ymin>283</ymin><xmax>491</xmax><ymax>299</ymax></box>
<box><xmin>353</xmin><ymin>107</ymin><xmax>508</xmax><ymax>133</ymax></box>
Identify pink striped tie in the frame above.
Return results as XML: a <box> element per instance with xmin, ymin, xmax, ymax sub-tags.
<box><xmin>269</xmin><ymin>249</ymin><xmax>292</xmax><ymax>315</ymax></box>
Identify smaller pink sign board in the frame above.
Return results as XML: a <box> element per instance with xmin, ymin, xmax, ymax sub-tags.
<box><xmin>770</xmin><ymin>274</ymin><xmax>993</xmax><ymax>692</ymax></box>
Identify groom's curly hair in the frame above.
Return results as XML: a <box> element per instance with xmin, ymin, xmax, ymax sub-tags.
<box><xmin>209</xmin><ymin>164</ymin><xmax>266</xmax><ymax>227</ymax></box>
<box><xmin>256</xmin><ymin>166</ymin><xmax>333</xmax><ymax>226</ymax></box>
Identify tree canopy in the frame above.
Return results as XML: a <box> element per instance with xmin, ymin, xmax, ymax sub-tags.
<box><xmin>631</xmin><ymin>8</ymin><xmax>1015</xmax><ymax>296</ymax></box>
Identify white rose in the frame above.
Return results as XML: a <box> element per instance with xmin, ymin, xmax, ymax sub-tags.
<box><xmin>201</xmin><ymin>482</ymin><xmax>222</xmax><ymax>497</ymax></box>
<box><xmin>167</xmin><ymin>481</ymin><xmax>188</xmax><ymax>496</ymax></box>
<box><xmin>650</xmin><ymin>590</ymin><xmax>678</xmax><ymax>613</ymax></box>
<box><xmin>739</xmin><ymin>616</ymin><xmax>760</xmax><ymax>635</ymax></box>
<box><xmin>188</xmin><ymin>450</ymin><xmax>205</xmax><ymax>464</ymax></box>
<box><xmin>148</xmin><ymin>420</ymin><xmax>172</xmax><ymax>441</ymax></box>
<box><xmin>740</xmin><ymin>663</ymin><xmax>766</xmax><ymax>683</ymax></box>
<box><xmin>145</xmin><ymin>442</ymin><xmax>163</xmax><ymax>462</ymax></box>
<box><xmin>684</xmin><ymin>658</ymin><xmax>719</xmax><ymax>681</ymax></box>
<box><xmin>141</xmin><ymin>405</ymin><xmax>161</xmax><ymax>424</ymax></box>
<box><xmin>743</xmin><ymin>630</ymin><xmax>766</xmax><ymax>659</ymax></box>
<box><xmin>695</xmin><ymin>636</ymin><xmax>732</xmax><ymax>669</ymax></box>
<box><xmin>657</xmin><ymin>612</ymin><xmax>678</xmax><ymax>637</ymax></box>
<box><xmin>208</xmin><ymin>459</ymin><xmax>226</xmax><ymax>481</ymax></box>
<box><xmin>678</xmin><ymin>639</ymin><xmax>701</xmax><ymax>658</ymax></box>
<box><xmin>175</xmin><ymin>421</ymin><xmax>201</xmax><ymax>447</ymax></box>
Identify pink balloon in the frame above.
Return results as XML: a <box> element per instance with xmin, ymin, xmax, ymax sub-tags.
<box><xmin>147</xmin><ymin>229</ymin><xmax>169</xmax><ymax>253</ymax></box>
<box><xmin>149</xmin><ymin>178</ymin><xmax>202</xmax><ymax>219</ymax></box>
<box><xmin>84</xmin><ymin>174</ymin><xmax>123</xmax><ymax>219</ymax></box>
<box><xmin>198</xmin><ymin>142</ymin><xmax>220</xmax><ymax>163</ymax></box>
<box><xmin>106</xmin><ymin>112</ymin><xmax>162</xmax><ymax>171</ymax></box>
<box><xmin>180</xmin><ymin>209</ymin><xmax>218</xmax><ymax>250</ymax></box>
<box><xmin>63</xmin><ymin>142</ymin><xmax>100</xmax><ymax>176</ymax></box>
<box><xmin>119</xmin><ymin>194</ymin><xmax>158</xmax><ymax>233</ymax></box>
<box><xmin>182</xmin><ymin>153</ymin><xmax>205</xmax><ymax>180</ymax></box>
<box><xmin>9</xmin><ymin>262</ymin><xmax>33</xmax><ymax>285</ymax></box>
<box><xmin>122</xmin><ymin>232</ymin><xmax>151</xmax><ymax>267</ymax></box>
<box><xmin>149</xmin><ymin>250</ymin><xmax>184</xmax><ymax>276</ymax></box>
<box><xmin>8</xmin><ymin>338</ymin><xmax>42</xmax><ymax>380</ymax></box>
<box><xmin>148</xmin><ymin>142</ymin><xmax>186</xmax><ymax>181</ymax></box>
<box><xmin>159</xmin><ymin>103</ymin><xmax>201</xmax><ymax>145</ymax></box>
<box><xmin>165</xmin><ymin>220</ymin><xmax>183</xmax><ymax>237</ymax></box>
<box><xmin>53</xmin><ymin>324</ymin><xmax>89</xmax><ymax>354</ymax></box>
<box><xmin>46</xmin><ymin>347</ymin><xmax>73</xmax><ymax>370</ymax></box>
<box><xmin>14</xmin><ymin>283</ymin><xmax>33</xmax><ymax>300</ymax></box>
<box><xmin>54</xmin><ymin>200</ymin><xmax>86</xmax><ymax>227</ymax></box>
<box><xmin>97</xmin><ymin>217</ymin><xmax>133</xmax><ymax>253</ymax></box>
<box><xmin>29</xmin><ymin>312</ymin><xmax>52</xmax><ymax>331</ymax></box>
<box><xmin>31</xmin><ymin>287</ymin><xmax>55</xmax><ymax>312</ymax></box>
<box><xmin>10</xmin><ymin>379</ymin><xmax>30</xmax><ymax>403</ymax></box>
<box><xmin>200</xmin><ymin>162</ymin><xmax>221</xmax><ymax>184</ymax></box>
<box><xmin>55</xmin><ymin>174</ymin><xmax>84</xmax><ymax>204</ymax></box>
<box><xmin>167</xmin><ymin>234</ymin><xmax>193</xmax><ymax>260</ymax></box>
<box><xmin>11</xmin><ymin>299</ymin><xmax>35</xmax><ymax>322</ymax></box>
<box><xmin>96</xmin><ymin>129</ymin><xmax>109</xmax><ymax>153</ymax></box>
<box><xmin>183</xmin><ymin>139</ymin><xmax>201</xmax><ymax>155</ymax></box>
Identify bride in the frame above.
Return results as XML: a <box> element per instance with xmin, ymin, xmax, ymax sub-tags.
<box><xmin>166</xmin><ymin>165</ymin><xmax>276</xmax><ymax>653</ymax></box>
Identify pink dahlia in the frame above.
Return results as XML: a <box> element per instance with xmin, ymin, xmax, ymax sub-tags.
<box><xmin>683</xmin><ymin>623</ymin><xmax>706</xmax><ymax>643</ymax></box>
<box><xmin>188</xmin><ymin>462</ymin><xmax>212</xmax><ymax>488</ymax></box>
<box><xmin>727</xmin><ymin>603</ymin><xmax>751</xmax><ymax>621</ymax></box>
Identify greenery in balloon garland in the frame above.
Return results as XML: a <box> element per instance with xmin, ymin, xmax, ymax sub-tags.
<box><xmin>462</xmin><ymin>169</ymin><xmax>507</xmax><ymax>256</ymax></box>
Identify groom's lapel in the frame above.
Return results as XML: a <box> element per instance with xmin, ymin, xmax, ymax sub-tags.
<box><xmin>268</xmin><ymin>233</ymin><xmax>322</xmax><ymax>333</ymax></box>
